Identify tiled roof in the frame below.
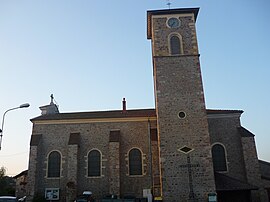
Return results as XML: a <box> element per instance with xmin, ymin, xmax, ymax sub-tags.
<box><xmin>31</xmin><ymin>109</ymin><xmax>156</xmax><ymax>121</ymax></box>
<box><xmin>31</xmin><ymin>108</ymin><xmax>244</xmax><ymax>122</ymax></box>
<box><xmin>214</xmin><ymin>172</ymin><xmax>258</xmax><ymax>191</ymax></box>
<box><xmin>259</xmin><ymin>160</ymin><xmax>270</xmax><ymax>181</ymax></box>
<box><xmin>206</xmin><ymin>109</ymin><xmax>243</xmax><ymax>114</ymax></box>
<box><xmin>238</xmin><ymin>127</ymin><xmax>255</xmax><ymax>137</ymax></box>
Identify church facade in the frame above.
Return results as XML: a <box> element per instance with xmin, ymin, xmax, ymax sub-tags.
<box><xmin>26</xmin><ymin>8</ymin><xmax>270</xmax><ymax>202</ymax></box>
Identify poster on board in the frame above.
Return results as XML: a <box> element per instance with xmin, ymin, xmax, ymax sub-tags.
<box><xmin>45</xmin><ymin>188</ymin><xmax>60</xmax><ymax>200</ymax></box>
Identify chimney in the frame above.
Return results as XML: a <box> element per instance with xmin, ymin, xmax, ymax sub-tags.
<box><xmin>122</xmin><ymin>98</ymin><xmax>126</xmax><ymax>112</ymax></box>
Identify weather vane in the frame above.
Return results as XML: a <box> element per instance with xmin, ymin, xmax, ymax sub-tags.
<box><xmin>166</xmin><ymin>0</ymin><xmax>172</xmax><ymax>9</ymax></box>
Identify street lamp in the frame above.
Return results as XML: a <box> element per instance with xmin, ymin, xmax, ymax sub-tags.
<box><xmin>0</xmin><ymin>103</ymin><xmax>30</xmax><ymax>150</ymax></box>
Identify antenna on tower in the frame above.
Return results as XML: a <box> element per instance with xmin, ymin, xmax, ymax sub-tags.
<box><xmin>166</xmin><ymin>0</ymin><xmax>172</xmax><ymax>9</ymax></box>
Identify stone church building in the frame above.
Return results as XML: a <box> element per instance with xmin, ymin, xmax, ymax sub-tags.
<box><xmin>26</xmin><ymin>8</ymin><xmax>270</xmax><ymax>202</ymax></box>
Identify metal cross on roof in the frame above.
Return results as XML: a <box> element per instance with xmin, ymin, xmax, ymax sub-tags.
<box><xmin>166</xmin><ymin>0</ymin><xmax>172</xmax><ymax>9</ymax></box>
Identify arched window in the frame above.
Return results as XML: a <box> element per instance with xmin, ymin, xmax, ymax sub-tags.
<box><xmin>88</xmin><ymin>150</ymin><xmax>101</xmax><ymax>177</ymax></box>
<box><xmin>129</xmin><ymin>148</ymin><xmax>142</xmax><ymax>175</ymax></box>
<box><xmin>170</xmin><ymin>35</ymin><xmax>182</xmax><ymax>55</ymax></box>
<box><xmin>212</xmin><ymin>144</ymin><xmax>228</xmax><ymax>172</ymax></box>
<box><xmin>48</xmin><ymin>151</ymin><xmax>61</xmax><ymax>178</ymax></box>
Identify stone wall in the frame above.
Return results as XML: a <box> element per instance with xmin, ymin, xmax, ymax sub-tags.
<box><xmin>208</xmin><ymin>114</ymin><xmax>247</xmax><ymax>181</ymax></box>
<box><xmin>152</xmin><ymin>15</ymin><xmax>198</xmax><ymax>56</ymax></box>
<box><xmin>242</xmin><ymin>137</ymin><xmax>268</xmax><ymax>202</ymax></box>
<box><xmin>29</xmin><ymin>118</ymin><xmax>156</xmax><ymax>200</ymax></box>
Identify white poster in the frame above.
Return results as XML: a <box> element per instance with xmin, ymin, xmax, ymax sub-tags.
<box><xmin>45</xmin><ymin>188</ymin><xmax>60</xmax><ymax>200</ymax></box>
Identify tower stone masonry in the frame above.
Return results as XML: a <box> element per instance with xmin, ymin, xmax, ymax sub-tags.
<box><xmin>147</xmin><ymin>8</ymin><xmax>216</xmax><ymax>201</ymax></box>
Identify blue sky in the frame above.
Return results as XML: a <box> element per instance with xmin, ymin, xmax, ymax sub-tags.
<box><xmin>0</xmin><ymin>0</ymin><xmax>269</xmax><ymax>176</ymax></box>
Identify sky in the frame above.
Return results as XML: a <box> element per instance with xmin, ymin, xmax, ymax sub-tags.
<box><xmin>0</xmin><ymin>0</ymin><xmax>269</xmax><ymax>176</ymax></box>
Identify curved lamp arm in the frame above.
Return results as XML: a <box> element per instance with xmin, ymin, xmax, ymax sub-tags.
<box><xmin>0</xmin><ymin>103</ymin><xmax>30</xmax><ymax>150</ymax></box>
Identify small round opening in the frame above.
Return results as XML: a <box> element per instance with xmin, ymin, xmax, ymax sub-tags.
<box><xmin>178</xmin><ymin>111</ymin><xmax>186</xmax><ymax>119</ymax></box>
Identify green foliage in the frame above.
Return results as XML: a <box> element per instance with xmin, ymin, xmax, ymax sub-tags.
<box><xmin>0</xmin><ymin>166</ymin><xmax>6</xmax><ymax>178</ymax></box>
<box><xmin>0</xmin><ymin>166</ymin><xmax>15</xmax><ymax>195</ymax></box>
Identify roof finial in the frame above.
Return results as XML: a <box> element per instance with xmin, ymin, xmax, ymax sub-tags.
<box><xmin>39</xmin><ymin>94</ymin><xmax>59</xmax><ymax>115</ymax></box>
<box><xmin>166</xmin><ymin>0</ymin><xmax>171</xmax><ymax>9</ymax></box>
<box><xmin>50</xmin><ymin>94</ymin><xmax>54</xmax><ymax>104</ymax></box>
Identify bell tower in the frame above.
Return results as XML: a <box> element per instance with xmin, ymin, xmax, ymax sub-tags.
<box><xmin>147</xmin><ymin>8</ymin><xmax>216</xmax><ymax>201</ymax></box>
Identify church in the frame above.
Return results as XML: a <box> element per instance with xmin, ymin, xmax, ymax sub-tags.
<box><xmin>26</xmin><ymin>8</ymin><xmax>270</xmax><ymax>202</ymax></box>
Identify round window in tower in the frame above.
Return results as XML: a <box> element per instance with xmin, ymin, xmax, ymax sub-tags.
<box><xmin>178</xmin><ymin>111</ymin><xmax>186</xmax><ymax>119</ymax></box>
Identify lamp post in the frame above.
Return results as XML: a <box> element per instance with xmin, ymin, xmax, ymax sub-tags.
<box><xmin>0</xmin><ymin>103</ymin><xmax>30</xmax><ymax>150</ymax></box>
